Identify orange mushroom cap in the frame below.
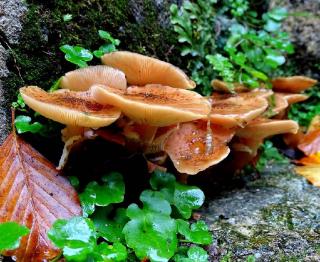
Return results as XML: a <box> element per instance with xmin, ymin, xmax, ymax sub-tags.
<box><xmin>209</xmin><ymin>90</ymin><xmax>270</xmax><ymax>127</ymax></box>
<box><xmin>101</xmin><ymin>51</ymin><xmax>196</xmax><ymax>89</ymax></box>
<box><xmin>20</xmin><ymin>86</ymin><xmax>121</xmax><ymax>128</ymax></box>
<box><xmin>211</xmin><ymin>79</ymin><xmax>249</xmax><ymax>93</ymax></box>
<box><xmin>91</xmin><ymin>84</ymin><xmax>211</xmax><ymax>126</ymax></box>
<box><xmin>272</xmin><ymin>76</ymin><xmax>317</xmax><ymax>93</ymax></box>
<box><xmin>164</xmin><ymin>121</ymin><xmax>235</xmax><ymax>175</ymax></box>
<box><xmin>60</xmin><ymin>65</ymin><xmax>127</xmax><ymax>91</ymax></box>
<box><xmin>276</xmin><ymin>92</ymin><xmax>309</xmax><ymax>105</ymax></box>
<box><xmin>236</xmin><ymin>118</ymin><xmax>299</xmax><ymax>139</ymax></box>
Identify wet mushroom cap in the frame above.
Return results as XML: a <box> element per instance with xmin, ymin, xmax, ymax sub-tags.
<box><xmin>209</xmin><ymin>91</ymin><xmax>269</xmax><ymax>127</ymax></box>
<box><xmin>211</xmin><ymin>79</ymin><xmax>249</xmax><ymax>93</ymax></box>
<box><xmin>276</xmin><ymin>93</ymin><xmax>309</xmax><ymax>105</ymax></box>
<box><xmin>271</xmin><ymin>94</ymin><xmax>289</xmax><ymax>115</ymax></box>
<box><xmin>91</xmin><ymin>84</ymin><xmax>211</xmax><ymax>126</ymax></box>
<box><xmin>20</xmin><ymin>86</ymin><xmax>121</xmax><ymax>128</ymax></box>
<box><xmin>101</xmin><ymin>51</ymin><xmax>196</xmax><ymax>89</ymax></box>
<box><xmin>60</xmin><ymin>65</ymin><xmax>127</xmax><ymax>91</ymax></box>
<box><xmin>164</xmin><ymin>121</ymin><xmax>234</xmax><ymax>175</ymax></box>
<box><xmin>272</xmin><ymin>76</ymin><xmax>317</xmax><ymax>93</ymax></box>
<box><xmin>236</xmin><ymin>118</ymin><xmax>299</xmax><ymax>139</ymax></box>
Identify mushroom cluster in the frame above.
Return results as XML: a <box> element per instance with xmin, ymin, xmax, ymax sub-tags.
<box><xmin>19</xmin><ymin>51</ymin><xmax>317</xmax><ymax>175</ymax></box>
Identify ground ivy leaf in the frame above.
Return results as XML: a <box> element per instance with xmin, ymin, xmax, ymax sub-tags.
<box><xmin>94</xmin><ymin>242</ymin><xmax>127</xmax><ymax>262</ymax></box>
<box><xmin>177</xmin><ymin>220</ymin><xmax>212</xmax><ymax>245</ymax></box>
<box><xmin>0</xmin><ymin>222</ymin><xmax>30</xmax><ymax>252</ymax></box>
<box><xmin>93</xmin><ymin>207</ymin><xmax>128</xmax><ymax>243</ymax></box>
<box><xmin>79</xmin><ymin>189</ymin><xmax>96</xmax><ymax>217</ymax></box>
<box><xmin>150</xmin><ymin>170</ymin><xmax>176</xmax><ymax>190</ymax></box>
<box><xmin>48</xmin><ymin>217</ymin><xmax>96</xmax><ymax>262</ymax></box>
<box><xmin>123</xmin><ymin>204</ymin><xmax>178</xmax><ymax>262</ymax></box>
<box><xmin>187</xmin><ymin>246</ymin><xmax>208</xmax><ymax>262</ymax></box>
<box><xmin>173</xmin><ymin>183</ymin><xmax>205</xmax><ymax>219</ymax></box>
<box><xmin>140</xmin><ymin>190</ymin><xmax>172</xmax><ymax>216</ymax></box>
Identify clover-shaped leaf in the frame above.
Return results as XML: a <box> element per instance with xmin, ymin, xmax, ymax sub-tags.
<box><xmin>14</xmin><ymin>115</ymin><xmax>45</xmax><ymax>135</ymax></box>
<box><xmin>60</xmin><ymin>44</ymin><xmax>93</xmax><ymax>67</ymax></box>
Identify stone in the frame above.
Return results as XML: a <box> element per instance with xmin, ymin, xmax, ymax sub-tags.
<box><xmin>0</xmin><ymin>0</ymin><xmax>28</xmax><ymax>44</ymax></box>
<box><xmin>202</xmin><ymin>164</ymin><xmax>320</xmax><ymax>261</ymax></box>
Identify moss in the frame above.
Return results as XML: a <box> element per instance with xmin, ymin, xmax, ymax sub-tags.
<box><xmin>3</xmin><ymin>0</ymin><xmax>180</xmax><ymax>107</ymax></box>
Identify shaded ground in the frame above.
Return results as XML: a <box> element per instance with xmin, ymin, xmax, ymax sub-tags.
<box><xmin>202</xmin><ymin>164</ymin><xmax>320</xmax><ymax>261</ymax></box>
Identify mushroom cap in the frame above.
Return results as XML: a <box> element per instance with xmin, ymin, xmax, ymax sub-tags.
<box><xmin>211</xmin><ymin>79</ymin><xmax>249</xmax><ymax>93</ymax></box>
<box><xmin>60</xmin><ymin>65</ymin><xmax>127</xmax><ymax>91</ymax></box>
<box><xmin>272</xmin><ymin>76</ymin><xmax>317</xmax><ymax>93</ymax></box>
<box><xmin>164</xmin><ymin>121</ymin><xmax>235</xmax><ymax>175</ymax></box>
<box><xmin>209</xmin><ymin>91</ymin><xmax>270</xmax><ymax>127</ymax></box>
<box><xmin>101</xmin><ymin>51</ymin><xmax>196</xmax><ymax>89</ymax></box>
<box><xmin>20</xmin><ymin>86</ymin><xmax>121</xmax><ymax>128</ymax></box>
<box><xmin>276</xmin><ymin>92</ymin><xmax>309</xmax><ymax>105</ymax></box>
<box><xmin>91</xmin><ymin>84</ymin><xmax>211</xmax><ymax>126</ymax></box>
<box><xmin>271</xmin><ymin>94</ymin><xmax>289</xmax><ymax>115</ymax></box>
<box><xmin>236</xmin><ymin>118</ymin><xmax>299</xmax><ymax>139</ymax></box>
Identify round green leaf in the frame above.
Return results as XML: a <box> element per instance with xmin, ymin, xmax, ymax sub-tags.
<box><xmin>187</xmin><ymin>246</ymin><xmax>208</xmax><ymax>262</ymax></box>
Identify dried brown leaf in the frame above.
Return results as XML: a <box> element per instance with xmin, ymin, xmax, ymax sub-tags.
<box><xmin>0</xmin><ymin>133</ymin><xmax>82</xmax><ymax>262</ymax></box>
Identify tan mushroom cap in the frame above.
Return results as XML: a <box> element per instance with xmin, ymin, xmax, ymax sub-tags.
<box><xmin>236</xmin><ymin>118</ymin><xmax>299</xmax><ymax>139</ymax></box>
<box><xmin>272</xmin><ymin>94</ymin><xmax>289</xmax><ymax>115</ymax></box>
<box><xmin>276</xmin><ymin>92</ymin><xmax>309</xmax><ymax>105</ymax></box>
<box><xmin>60</xmin><ymin>65</ymin><xmax>127</xmax><ymax>91</ymax></box>
<box><xmin>164</xmin><ymin>121</ymin><xmax>235</xmax><ymax>175</ymax></box>
<box><xmin>101</xmin><ymin>51</ymin><xmax>196</xmax><ymax>89</ymax></box>
<box><xmin>209</xmin><ymin>91</ymin><xmax>270</xmax><ymax>127</ymax></box>
<box><xmin>211</xmin><ymin>79</ymin><xmax>249</xmax><ymax>93</ymax></box>
<box><xmin>20</xmin><ymin>86</ymin><xmax>121</xmax><ymax>128</ymax></box>
<box><xmin>91</xmin><ymin>84</ymin><xmax>211</xmax><ymax>126</ymax></box>
<box><xmin>272</xmin><ymin>76</ymin><xmax>317</xmax><ymax>93</ymax></box>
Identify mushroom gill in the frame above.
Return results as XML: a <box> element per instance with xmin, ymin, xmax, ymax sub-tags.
<box><xmin>272</xmin><ymin>76</ymin><xmax>317</xmax><ymax>93</ymax></box>
<box><xmin>20</xmin><ymin>86</ymin><xmax>121</xmax><ymax>128</ymax></box>
<box><xmin>101</xmin><ymin>51</ymin><xmax>196</xmax><ymax>89</ymax></box>
<box><xmin>91</xmin><ymin>84</ymin><xmax>211</xmax><ymax>126</ymax></box>
<box><xmin>209</xmin><ymin>91</ymin><xmax>270</xmax><ymax>127</ymax></box>
<box><xmin>60</xmin><ymin>65</ymin><xmax>127</xmax><ymax>91</ymax></box>
<box><xmin>164</xmin><ymin>121</ymin><xmax>235</xmax><ymax>175</ymax></box>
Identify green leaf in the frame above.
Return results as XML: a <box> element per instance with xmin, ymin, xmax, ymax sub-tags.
<box><xmin>123</xmin><ymin>204</ymin><xmax>178</xmax><ymax>261</ymax></box>
<box><xmin>63</xmin><ymin>14</ymin><xmax>73</xmax><ymax>22</ymax></box>
<box><xmin>173</xmin><ymin>183</ymin><xmax>205</xmax><ymax>219</ymax></box>
<box><xmin>177</xmin><ymin>220</ymin><xmax>212</xmax><ymax>245</ymax></box>
<box><xmin>94</xmin><ymin>242</ymin><xmax>127</xmax><ymax>262</ymax></box>
<box><xmin>93</xmin><ymin>44</ymin><xmax>117</xmax><ymax>58</ymax></box>
<box><xmin>93</xmin><ymin>207</ymin><xmax>128</xmax><ymax>242</ymax></box>
<box><xmin>187</xmin><ymin>246</ymin><xmax>208</xmax><ymax>262</ymax></box>
<box><xmin>0</xmin><ymin>222</ymin><xmax>30</xmax><ymax>252</ymax></box>
<box><xmin>48</xmin><ymin>217</ymin><xmax>96</xmax><ymax>262</ymax></box>
<box><xmin>150</xmin><ymin>170</ymin><xmax>176</xmax><ymax>190</ymax></box>
<box><xmin>268</xmin><ymin>7</ymin><xmax>288</xmax><ymax>21</ymax></box>
<box><xmin>14</xmin><ymin>115</ymin><xmax>45</xmax><ymax>134</ymax></box>
<box><xmin>140</xmin><ymin>190</ymin><xmax>172</xmax><ymax>215</ymax></box>
<box><xmin>49</xmin><ymin>77</ymin><xmax>62</xmax><ymax>92</ymax></box>
<box><xmin>60</xmin><ymin>45</ymin><xmax>93</xmax><ymax>67</ymax></box>
<box><xmin>80</xmin><ymin>172</ymin><xmax>125</xmax><ymax>216</ymax></box>
<box><xmin>98</xmin><ymin>30</ymin><xmax>120</xmax><ymax>46</ymax></box>
<box><xmin>264</xmin><ymin>18</ymin><xmax>281</xmax><ymax>32</ymax></box>
<box><xmin>68</xmin><ymin>176</ymin><xmax>80</xmax><ymax>189</ymax></box>
<box><xmin>206</xmin><ymin>54</ymin><xmax>234</xmax><ymax>83</ymax></box>
<box><xmin>12</xmin><ymin>93</ymin><xmax>26</xmax><ymax>110</ymax></box>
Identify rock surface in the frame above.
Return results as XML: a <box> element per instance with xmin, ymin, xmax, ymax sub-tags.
<box><xmin>203</xmin><ymin>165</ymin><xmax>320</xmax><ymax>261</ymax></box>
<box><xmin>0</xmin><ymin>0</ymin><xmax>27</xmax><ymax>144</ymax></box>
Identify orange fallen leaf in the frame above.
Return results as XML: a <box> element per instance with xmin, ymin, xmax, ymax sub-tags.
<box><xmin>0</xmin><ymin>133</ymin><xmax>82</xmax><ymax>261</ymax></box>
<box><xmin>295</xmin><ymin>165</ymin><xmax>320</xmax><ymax>187</ymax></box>
<box><xmin>297</xmin><ymin>129</ymin><xmax>320</xmax><ymax>155</ymax></box>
